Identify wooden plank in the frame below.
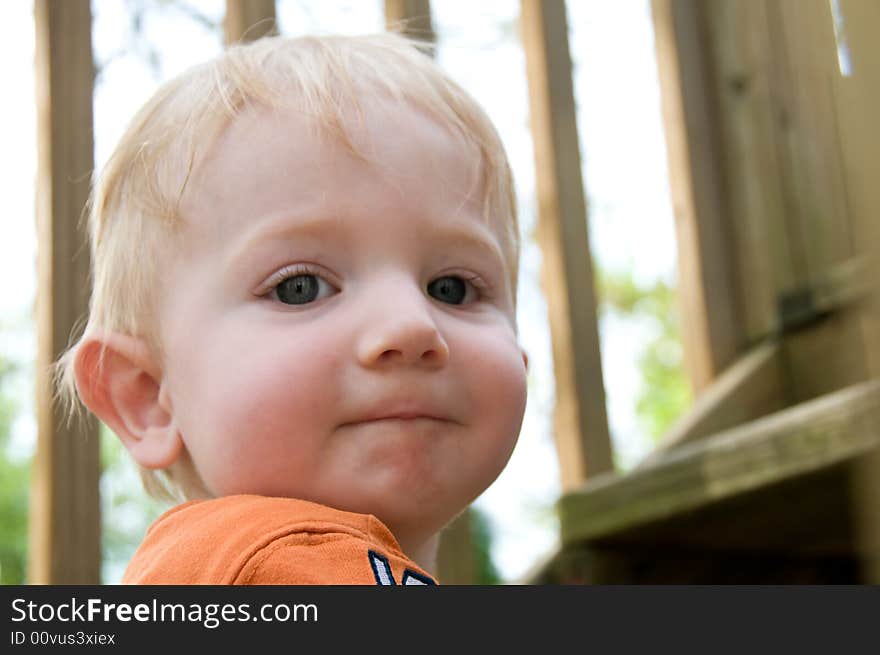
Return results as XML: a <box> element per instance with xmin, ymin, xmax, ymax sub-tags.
<box><xmin>653</xmin><ymin>0</ymin><xmax>866</xmax><ymax>391</ymax></box>
<box><xmin>709</xmin><ymin>0</ymin><xmax>873</xmax><ymax>408</ymax></box>
<box><xmin>520</xmin><ymin>0</ymin><xmax>613</xmax><ymax>487</ymax></box>
<box><xmin>532</xmin><ymin>0</ymin><xmax>880</xmax><ymax>585</ymax></box>
<box><xmin>835</xmin><ymin>0</ymin><xmax>880</xmax><ymax>582</ymax></box>
<box><xmin>756</xmin><ymin>0</ymin><xmax>820</xmax><ymax>294</ymax></box>
<box><xmin>384</xmin><ymin>0</ymin><xmax>435</xmax><ymax>48</ymax></box>
<box><xmin>559</xmin><ymin>380</ymin><xmax>880</xmax><ymax>547</ymax></box>
<box><xmin>30</xmin><ymin>0</ymin><xmax>100</xmax><ymax>584</ymax></box>
<box><xmin>771</xmin><ymin>0</ymin><xmax>855</xmax><ymax>283</ymax></box>
<box><xmin>760</xmin><ymin>0</ymin><xmax>876</xmax><ymax>409</ymax></box>
<box><xmin>224</xmin><ymin>0</ymin><xmax>277</xmax><ymax>46</ymax></box>
<box><xmin>783</xmin><ymin>308</ymin><xmax>870</xmax><ymax>404</ymax></box>
<box><xmin>531</xmin><ymin>450</ymin><xmax>872</xmax><ymax>582</ymax></box>
<box><xmin>810</xmin><ymin>256</ymin><xmax>872</xmax><ymax>316</ymax></box>
<box><xmin>702</xmin><ymin>0</ymin><xmax>799</xmax><ymax>341</ymax></box>
<box><xmin>833</xmin><ymin>0</ymin><xmax>880</xmax><ymax>378</ymax></box>
<box><xmin>650</xmin><ymin>0</ymin><xmax>742</xmax><ymax>394</ymax></box>
<box><xmin>833</xmin><ymin>0</ymin><xmax>880</xmax><ymax>254</ymax></box>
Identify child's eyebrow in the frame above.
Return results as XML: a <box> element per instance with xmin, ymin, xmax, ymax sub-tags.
<box><xmin>229</xmin><ymin>214</ymin><xmax>507</xmax><ymax>273</ymax></box>
<box><xmin>226</xmin><ymin>214</ymin><xmax>351</xmax><ymax>265</ymax></box>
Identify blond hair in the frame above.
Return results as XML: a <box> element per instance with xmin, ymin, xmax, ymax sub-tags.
<box><xmin>56</xmin><ymin>32</ymin><xmax>519</xmax><ymax>501</ymax></box>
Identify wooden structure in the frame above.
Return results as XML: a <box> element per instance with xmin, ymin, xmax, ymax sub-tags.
<box><xmin>224</xmin><ymin>0</ymin><xmax>277</xmax><ymax>45</ymax></box>
<box><xmin>526</xmin><ymin>0</ymin><xmax>880</xmax><ymax>583</ymax></box>
<box><xmin>384</xmin><ymin>0</ymin><xmax>435</xmax><ymax>47</ymax></box>
<box><xmin>30</xmin><ymin>0</ymin><xmax>880</xmax><ymax>584</ymax></box>
<box><xmin>521</xmin><ymin>0</ymin><xmax>615</xmax><ymax>488</ymax></box>
<box><xmin>30</xmin><ymin>0</ymin><xmax>99</xmax><ymax>585</ymax></box>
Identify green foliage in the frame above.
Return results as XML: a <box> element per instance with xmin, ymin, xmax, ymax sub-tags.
<box><xmin>99</xmin><ymin>425</ymin><xmax>169</xmax><ymax>584</ymax></box>
<box><xmin>0</xmin><ymin>356</ymin><xmax>28</xmax><ymax>585</ymax></box>
<box><xmin>599</xmin><ymin>269</ymin><xmax>692</xmax><ymax>442</ymax></box>
<box><xmin>0</xmin><ymin>349</ymin><xmax>168</xmax><ymax>585</ymax></box>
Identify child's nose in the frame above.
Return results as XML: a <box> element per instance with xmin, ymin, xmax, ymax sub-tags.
<box><xmin>355</xmin><ymin>281</ymin><xmax>450</xmax><ymax>369</ymax></box>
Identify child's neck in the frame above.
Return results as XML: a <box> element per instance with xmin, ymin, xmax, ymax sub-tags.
<box><xmin>402</xmin><ymin>533</ymin><xmax>439</xmax><ymax>578</ymax></box>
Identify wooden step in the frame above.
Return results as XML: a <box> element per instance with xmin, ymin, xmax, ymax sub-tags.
<box><xmin>525</xmin><ymin>380</ymin><xmax>880</xmax><ymax>583</ymax></box>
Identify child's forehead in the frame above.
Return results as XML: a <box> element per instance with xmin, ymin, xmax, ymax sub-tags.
<box><xmin>183</xmin><ymin>94</ymin><xmax>488</xmax><ymax>225</ymax></box>
<box><xmin>176</xmin><ymin>94</ymin><xmax>507</xmax><ymax>250</ymax></box>
<box><xmin>207</xmin><ymin>93</ymin><xmax>477</xmax><ymax>169</ymax></box>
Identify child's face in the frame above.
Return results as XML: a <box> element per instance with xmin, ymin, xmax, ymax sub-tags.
<box><xmin>157</xmin><ymin>97</ymin><xmax>527</xmax><ymax>543</ymax></box>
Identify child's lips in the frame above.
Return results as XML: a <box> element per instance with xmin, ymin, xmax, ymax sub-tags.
<box><xmin>340</xmin><ymin>406</ymin><xmax>453</xmax><ymax>427</ymax></box>
<box><xmin>343</xmin><ymin>416</ymin><xmax>448</xmax><ymax>427</ymax></box>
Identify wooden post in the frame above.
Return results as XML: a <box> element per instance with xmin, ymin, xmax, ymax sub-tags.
<box><xmin>224</xmin><ymin>0</ymin><xmax>277</xmax><ymax>46</ymax></box>
<box><xmin>836</xmin><ymin>0</ymin><xmax>880</xmax><ymax>584</ymax></box>
<box><xmin>521</xmin><ymin>0</ymin><xmax>614</xmax><ymax>488</ymax></box>
<box><xmin>30</xmin><ymin>0</ymin><xmax>100</xmax><ymax>584</ymax></box>
<box><xmin>834</xmin><ymin>0</ymin><xmax>880</xmax><ymax>379</ymax></box>
<box><xmin>650</xmin><ymin>0</ymin><xmax>741</xmax><ymax>395</ymax></box>
<box><xmin>384</xmin><ymin>0</ymin><xmax>435</xmax><ymax>49</ymax></box>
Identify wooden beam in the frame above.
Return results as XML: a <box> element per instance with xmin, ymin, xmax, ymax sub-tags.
<box><xmin>384</xmin><ymin>0</ymin><xmax>435</xmax><ymax>49</ymax></box>
<box><xmin>224</xmin><ymin>0</ymin><xmax>277</xmax><ymax>46</ymax></box>
<box><xmin>650</xmin><ymin>0</ymin><xmax>742</xmax><ymax>394</ymax></box>
<box><xmin>531</xmin><ymin>0</ymin><xmax>880</xmax><ymax>584</ymax></box>
<box><xmin>783</xmin><ymin>308</ymin><xmax>870</xmax><ymax>404</ymax></box>
<box><xmin>835</xmin><ymin>0</ymin><xmax>880</xmax><ymax>261</ymax></box>
<box><xmin>520</xmin><ymin>0</ymin><xmax>614</xmax><ymax>487</ymax></box>
<box><xmin>559</xmin><ymin>379</ymin><xmax>880</xmax><ymax>548</ymax></box>
<box><xmin>836</xmin><ymin>0</ymin><xmax>880</xmax><ymax>584</ymax></box>
<box><xmin>652</xmin><ymin>0</ymin><xmax>871</xmax><ymax>392</ymax></box>
<box><xmin>30</xmin><ymin>0</ymin><xmax>100</xmax><ymax>584</ymax></box>
<box><xmin>833</xmin><ymin>0</ymin><xmax>880</xmax><ymax>377</ymax></box>
<box><xmin>711</xmin><ymin>1</ymin><xmax>799</xmax><ymax>342</ymax></box>
<box><xmin>528</xmin><ymin>374</ymin><xmax>880</xmax><ymax>583</ymax></box>
<box><xmin>767</xmin><ymin>0</ymin><xmax>855</xmax><ymax>289</ymax></box>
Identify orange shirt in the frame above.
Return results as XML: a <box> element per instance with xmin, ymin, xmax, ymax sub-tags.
<box><xmin>122</xmin><ymin>495</ymin><xmax>437</xmax><ymax>585</ymax></box>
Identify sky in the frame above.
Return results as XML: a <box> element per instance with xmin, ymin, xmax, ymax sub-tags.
<box><xmin>0</xmin><ymin>0</ymin><xmax>678</xmax><ymax>583</ymax></box>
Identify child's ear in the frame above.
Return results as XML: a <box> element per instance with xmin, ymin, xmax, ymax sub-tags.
<box><xmin>73</xmin><ymin>331</ymin><xmax>183</xmax><ymax>470</ymax></box>
<box><xmin>521</xmin><ymin>347</ymin><xmax>529</xmax><ymax>372</ymax></box>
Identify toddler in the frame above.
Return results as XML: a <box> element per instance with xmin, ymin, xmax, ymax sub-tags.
<box><xmin>59</xmin><ymin>33</ymin><xmax>528</xmax><ymax>584</ymax></box>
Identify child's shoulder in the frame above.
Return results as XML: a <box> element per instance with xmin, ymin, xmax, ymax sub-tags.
<box><xmin>122</xmin><ymin>495</ymin><xmax>436</xmax><ymax>585</ymax></box>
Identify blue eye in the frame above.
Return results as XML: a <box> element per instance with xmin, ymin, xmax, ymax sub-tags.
<box><xmin>427</xmin><ymin>276</ymin><xmax>468</xmax><ymax>305</ymax></box>
<box><xmin>276</xmin><ymin>274</ymin><xmax>321</xmax><ymax>305</ymax></box>
<box><xmin>266</xmin><ymin>269</ymin><xmax>481</xmax><ymax>306</ymax></box>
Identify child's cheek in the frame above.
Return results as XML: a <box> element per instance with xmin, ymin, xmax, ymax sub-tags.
<box><xmin>460</xmin><ymin>329</ymin><xmax>527</xmax><ymax>449</ymax></box>
<box><xmin>164</xmin><ymin>321</ymin><xmax>313</xmax><ymax>493</ymax></box>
